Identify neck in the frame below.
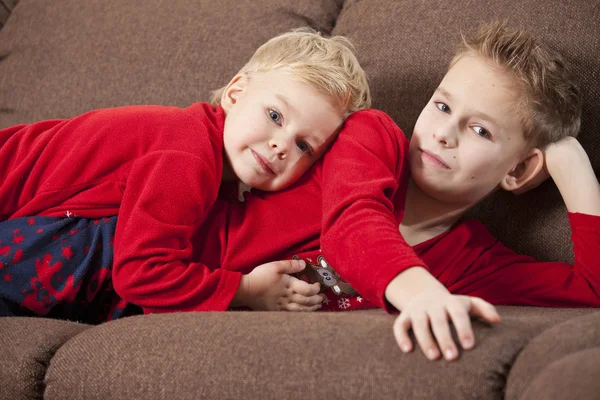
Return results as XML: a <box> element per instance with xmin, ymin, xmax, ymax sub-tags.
<box><xmin>400</xmin><ymin>178</ymin><xmax>471</xmax><ymax>246</ymax></box>
<box><xmin>221</xmin><ymin>154</ymin><xmax>238</xmax><ymax>183</ymax></box>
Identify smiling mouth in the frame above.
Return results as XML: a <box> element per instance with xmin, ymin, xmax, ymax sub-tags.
<box><xmin>251</xmin><ymin>150</ymin><xmax>276</xmax><ymax>175</ymax></box>
<box><xmin>420</xmin><ymin>149</ymin><xmax>450</xmax><ymax>169</ymax></box>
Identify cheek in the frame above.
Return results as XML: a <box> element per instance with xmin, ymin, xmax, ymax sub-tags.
<box><xmin>413</xmin><ymin>107</ymin><xmax>437</xmax><ymax>134</ymax></box>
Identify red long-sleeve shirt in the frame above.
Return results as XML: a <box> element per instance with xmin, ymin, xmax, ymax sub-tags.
<box><xmin>210</xmin><ymin>110</ymin><xmax>600</xmax><ymax>311</ymax></box>
<box><xmin>0</xmin><ymin>103</ymin><xmax>243</xmax><ymax>312</ymax></box>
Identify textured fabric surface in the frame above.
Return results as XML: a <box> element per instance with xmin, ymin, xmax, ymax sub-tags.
<box><xmin>0</xmin><ymin>0</ymin><xmax>342</xmax><ymax>126</ymax></box>
<box><xmin>506</xmin><ymin>310</ymin><xmax>600</xmax><ymax>400</ymax></box>
<box><xmin>0</xmin><ymin>316</ymin><xmax>90</xmax><ymax>400</ymax></box>
<box><xmin>333</xmin><ymin>0</ymin><xmax>600</xmax><ymax>263</ymax></box>
<box><xmin>519</xmin><ymin>348</ymin><xmax>600</xmax><ymax>400</ymax></box>
<box><xmin>0</xmin><ymin>0</ymin><xmax>18</xmax><ymax>29</ymax></box>
<box><xmin>42</xmin><ymin>307</ymin><xmax>593</xmax><ymax>400</ymax></box>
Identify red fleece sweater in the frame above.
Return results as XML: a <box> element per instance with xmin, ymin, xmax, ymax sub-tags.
<box><xmin>0</xmin><ymin>103</ymin><xmax>244</xmax><ymax>312</ymax></box>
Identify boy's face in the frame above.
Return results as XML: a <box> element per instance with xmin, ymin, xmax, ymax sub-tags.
<box><xmin>222</xmin><ymin>70</ymin><xmax>344</xmax><ymax>191</ymax></box>
<box><xmin>409</xmin><ymin>55</ymin><xmax>529</xmax><ymax>206</ymax></box>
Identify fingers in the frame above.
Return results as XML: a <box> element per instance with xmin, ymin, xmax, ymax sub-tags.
<box><xmin>289</xmin><ymin>277</ymin><xmax>320</xmax><ymax>296</ymax></box>
<box><xmin>289</xmin><ymin>293</ymin><xmax>324</xmax><ymax>307</ymax></box>
<box><xmin>272</xmin><ymin>258</ymin><xmax>306</xmax><ymax>275</ymax></box>
<box><xmin>468</xmin><ymin>297</ymin><xmax>501</xmax><ymax>324</ymax></box>
<box><xmin>429</xmin><ymin>308</ymin><xmax>459</xmax><ymax>361</ymax></box>
<box><xmin>393</xmin><ymin>314</ymin><xmax>413</xmax><ymax>353</ymax></box>
<box><xmin>411</xmin><ymin>312</ymin><xmax>441</xmax><ymax>360</ymax></box>
<box><xmin>446</xmin><ymin>303</ymin><xmax>475</xmax><ymax>351</ymax></box>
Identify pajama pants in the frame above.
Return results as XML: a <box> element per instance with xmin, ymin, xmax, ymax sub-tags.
<box><xmin>0</xmin><ymin>216</ymin><xmax>141</xmax><ymax>324</ymax></box>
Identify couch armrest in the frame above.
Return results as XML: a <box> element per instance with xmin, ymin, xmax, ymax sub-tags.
<box><xmin>506</xmin><ymin>310</ymin><xmax>600</xmax><ymax>400</ymax></box>
<box><xmin>0</xmin><ymin>316</ymin><xmax>90</xmax><ymax>400</ymax></box>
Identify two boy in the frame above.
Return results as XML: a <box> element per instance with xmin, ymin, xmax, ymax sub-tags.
<box><xmin>2</xmin><ymin>22</ymin><xmax>598</xmax><ymax>364</ymax></box>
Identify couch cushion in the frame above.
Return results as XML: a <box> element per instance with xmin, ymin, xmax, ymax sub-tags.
<box><xmin>518</xmin><ymin>348</ymin><xmax>600</xmax><ymax>400</ymax></box>
<box><xmin>333</xmin><ymin>0</ymin><xmax>600</xmax><ymax>263</ymax></box>
<box><xmin>0</xmin><ymin>0</ymin><xmax>18</xmax><ymax>29</ymax></box>
<box><xmin>43</xmin><ymin>307</ymin><xmax>593</xmax><ymax>400</ymax></box>
<box><xmin>506</xmin><ymin>310</ymin><xmax>600</xmax><ymax>400</ymax></box>
<box><xmin>0</xmin><ymin>316</ymin><xmax>90</xmax><ymax>400</ymax></box>
<box><xmin>0</xmin><ymin>0</ymin><xmax>342</xmax><ymax>127</ymax></box>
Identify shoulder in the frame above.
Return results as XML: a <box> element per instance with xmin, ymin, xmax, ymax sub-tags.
<box><xmin>340</xmin><ymin>109</ymin><xmax>407</xmax><ymax>142</ymax></box>
<box><xmin>331</xmin><ymin>109</ymin><xmax>409</xmax><ymax>161</ymax></box>
<box><xmin>77</xmin><ymin>102</ymin><xmax>222</xmax><ymax>132</ymax></box>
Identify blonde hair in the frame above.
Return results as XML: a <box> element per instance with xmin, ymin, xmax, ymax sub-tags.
<box><xmin>211</xmin><ymin>28</ymin><xmax>371</xmax><ymax>115</ymax></box>
<box><xmin>451</xmin><ymin>21</ymin><xmax>581</xmax><ymax>149</ymax></box>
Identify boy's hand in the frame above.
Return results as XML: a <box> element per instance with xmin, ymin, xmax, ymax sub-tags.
<box><xmin>392</xmin><ymin>291</ymin><xmax>500</xmax><ymax>361</ymax></box>
<box><xmin>385</xmin><ymin>267</ymin><xmax>501</xmax><ymax>361</ymax></box>
<box><xmin>233</xmin><ymin>259</ymin><xmax>323</xmax><ymax>311</ymax></box>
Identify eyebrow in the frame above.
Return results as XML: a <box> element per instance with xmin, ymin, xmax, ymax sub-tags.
<box><xmin>275</xmin><ymin>94</ymin><xmax>292</xmax><ymax>112</ymax></box>
<box><xmin>435</xmin><ymin>86</ymin><xmax>499</xmax><ymax>126</ymax></box>
<box><xmin>435</xmin><ymin>86</ymin><xmax>453</xmax><ymax>100</ymax></box>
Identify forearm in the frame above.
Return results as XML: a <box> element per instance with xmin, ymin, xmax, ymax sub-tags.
<box><xmin>384</xmin><ymin>266</ymin><xmax>448</xmax><ymax>311</ymax></box>
<box><xmin>547</xmin><ymin>139</ymin><xmax>600</xmax><ymax>215</ymax></box>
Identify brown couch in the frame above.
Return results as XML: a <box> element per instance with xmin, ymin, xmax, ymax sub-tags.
<box><xmin>0</xmin><ymin>1</ymin><xmax>599</xmax><ymax>399</ymax></box>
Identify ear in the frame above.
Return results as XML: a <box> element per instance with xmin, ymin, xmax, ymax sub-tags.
<box><xmin>220</xmin><ymin>74</ymin><xmax>247</xmax><ymax>113</ymax></box>
<box><xmin>500</xmin><ymin>148</ymin><xmax>547</xmax><ymax>194</ymax></box>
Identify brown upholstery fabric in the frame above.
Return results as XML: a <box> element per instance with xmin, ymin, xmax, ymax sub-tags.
<box><xmin>0</xmin><ymin>0</ymin><xmax>18</xmax><ymax>29</ymax></box>
<box><xmin>0</xmin><ymin>317</ymin><xmax>90</xmax><ymax>400</ymax></box>
<box><xmin>44</xmin><ymin>307</ymin><xmax>592</xmax><ymax>400</ymax></box>
<box><xmin>0</xmin><ymin>0</ymin><xmax>342</xmax><ymax>127</ymax></box>
<box><xmin>334</xmin><ymin>0</ymin><xmax>600</xmax><ymax>263</ymax></box>
<box><xmin>519</xmin><ymin>348</ymin><xmax>600</xmax><ymax>400</ymax></box>
<box><xmin>506</xmin><ymin>310</ymin><xmax>600</xmax><ymax>400</ymax></box>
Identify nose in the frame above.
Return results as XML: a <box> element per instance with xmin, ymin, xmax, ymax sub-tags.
<box><xmin>433</xmin><ymin>122</ymin><xmax>458</xmax><ymax>148</ymax></box>
<box><xmin>269</xmin><ymin>136</ymin><xmax>292</xmax><ymax>160</ymax></box>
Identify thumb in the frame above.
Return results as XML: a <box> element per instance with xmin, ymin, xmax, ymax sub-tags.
<box><xmin>468</xmin><ymin>297</ymin><xmax>501</xmax><ymax>324</ymax></box>
<box><xmin>275</xmin><ymin>259</ymin><xmax>306</xmax><ymax>274</ymax></box>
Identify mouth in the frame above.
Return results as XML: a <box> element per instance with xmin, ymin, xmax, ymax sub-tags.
<box><xmin>251</xmin><ymin>150</ymin><xmax>276</xmax><ymax>175</ymax></box>
<box><xmin>420</xmin><ymin>149</ymin><xmax>450</xmax><ymax>169</ymax></box>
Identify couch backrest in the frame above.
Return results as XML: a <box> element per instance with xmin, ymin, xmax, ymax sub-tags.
<box><xmin>0</xmin><ymin>0</ymin><xmax>598</xmax><ymax>262</ymax></box>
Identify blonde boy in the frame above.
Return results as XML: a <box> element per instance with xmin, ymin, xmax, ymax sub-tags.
<box><xmin>0</xmin><ymin>29</ymin><xmax>370</xmax><ymax>319</ymax></box>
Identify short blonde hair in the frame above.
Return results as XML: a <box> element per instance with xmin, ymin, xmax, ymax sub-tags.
<box><xmin>211</xmin><ymin>28</ymin><xmax>371</xmax><ymax>115</ymax></box>
<box><xmin>451</xmin><ymin>21</ymin><xmax>581</xmax><ymax>149</ymax></box>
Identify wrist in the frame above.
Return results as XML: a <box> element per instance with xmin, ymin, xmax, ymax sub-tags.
<box><xmin>230</xmin><ymin>274</ymin><xmax>251</xmax><ymax>308</ymax></box>
<box><xmin>545</xmin><ymin>138</ymin><xmax>587</xmax><ymax>181</ymax></box>
<box><xmin>384</xmin><ymin>266</ymin><xmax>447</xmax><ymax>311</ymax></box>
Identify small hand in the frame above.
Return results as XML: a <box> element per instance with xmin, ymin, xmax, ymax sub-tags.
<box><xmin>392</xmin><ymin>291</ymin><xmax>501</xmax><ymax>361</ymax></box>
<box><xmin>241</xmin><ymin>259</ymin><xmax>323</xmax><ymax>311</ymax></box>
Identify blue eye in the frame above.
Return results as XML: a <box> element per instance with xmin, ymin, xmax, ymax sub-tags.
<box><xmin>473</xmin><ymin>126</ymin><xmax>491</xmax><ymax>139</ymax></box>
<box><xmin>297</xmin><ymin>140</ymin><xmax>311</xmax><ymax>154</ymax></box>
<box><xmin>435</xmin><ymin>102</ymin><xmax>451</xmax><ymax>113</ymax></box>
<box><xmin>268</xmin><ymin>109</ymin><xmax>281</xmax><ymax>124</ymax></box>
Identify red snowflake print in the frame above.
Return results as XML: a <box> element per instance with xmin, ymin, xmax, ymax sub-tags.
<box><xmin>12</xmin><ymin>249</ymin><xmax>23</xmax><ymax>264</ymax></box>
<box><xmin>0</xmin><ymin>246</ymin><xmax>9</xmax><ymax>257</ymax></box>
<box><xmin>27</xmin><ymin>218</ymin><xmax>35</xmax><ymax>226</ymax></box>
<box><xmin>62</xmin><ymin>246</ymin><xmax>74</xmax><ymax>260</ymax></box>
<box><xmin>13</xmin><ymin>235</ymin><xmax>24</xmax><ymax>245</ymax></box>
